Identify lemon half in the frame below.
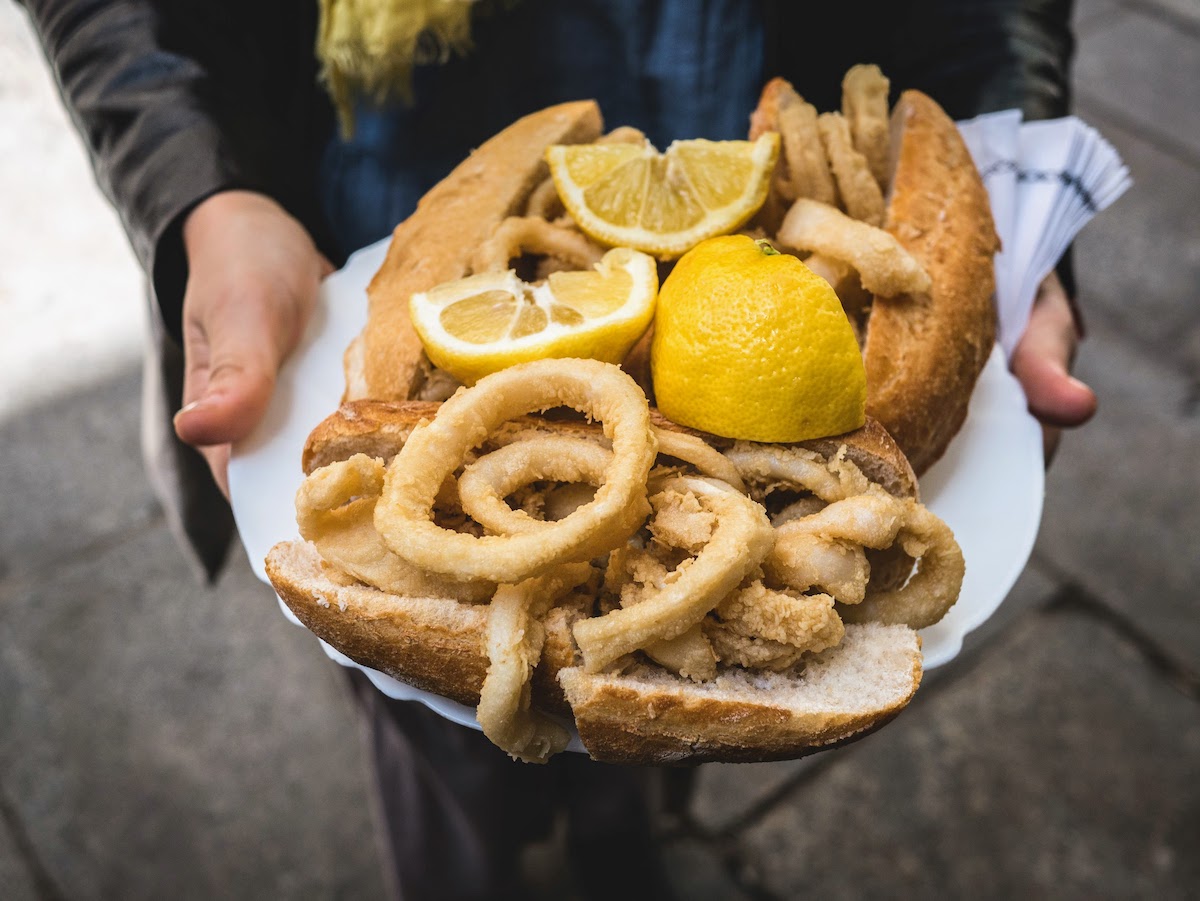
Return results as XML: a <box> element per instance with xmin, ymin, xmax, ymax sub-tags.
<box><xmin>547</xmin><ymin>134</ymin><xmax>780</xmax><ymax>260</ymax></box>
<box><xmin>651</xmin><ymin>235</ymin><xmax>866</xmax><ymax>442</ymax></box>
<box><xmin>410</xmin><ymin>247</ymin><xmax>658</xmax><ymax>385</ymax></box>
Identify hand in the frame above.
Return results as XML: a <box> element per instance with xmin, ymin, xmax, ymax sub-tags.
<box><xmin>173</xmin><ymin>190</ymin><xmax>333</xmax><ymax>497</ymax></box>
<box><xmin>1010</xmin><ymin>271</ymin><xmax>1098</xmax><ymax>465</ymax></box>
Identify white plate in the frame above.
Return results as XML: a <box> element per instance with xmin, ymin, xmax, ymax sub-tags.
<box><xmin>229</xmin><ymin>237</ymin><xmax>1044</xmax><ymax>742</ymax></box>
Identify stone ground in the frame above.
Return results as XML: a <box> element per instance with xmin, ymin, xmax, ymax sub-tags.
<box><xmin>1</xmin><ymin>1</ymin><xmax>1197</xmax><ymax>898</ymax></box>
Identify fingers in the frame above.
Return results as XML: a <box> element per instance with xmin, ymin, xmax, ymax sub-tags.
<box><xmin>197</xmin><ymin>443</ymin><xmax>232</xmax><ymax>500</ymax></box>
<box><xmin>1011</xmin><ymin>273</ymin><xmax>1098</xmax><ymax>431</ymax></box>
<box><xmin>174</xmin><ymin>285</ymin><xmax>286</xmax><ymax>448</ymax></box>
<box><xmin>171</xmin><ymin>191</ymin><xmax>328</xmax><ymax>491</ymax></box>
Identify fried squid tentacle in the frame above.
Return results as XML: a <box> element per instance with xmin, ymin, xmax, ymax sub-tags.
<box><xmin>296</xmin><ymin>453</ymin><xmax>494</xmax><ymax>603</ymax></box>
<box><xmin>715</xmin><ymin>582</ymin><xmax>844</xmax><ymax>655</ymax></box>
<box><xmin>471</xmin><ymin>216</ymin><xmax>606</xmax><ymax>274</ymax></box>
<box><xmin>642</xmin><ymin>624</ymin><xmax>718</xmax><ymax>682</ymax></box>
<box><xmin>573</xmin><ymin>477</ymin><xmax>774</xmax><ymax>673</ymax></box>
<box><xmin>457</xmin><ymin>435</ymin><xmax>613</xmax><ymax>536</ymax></box>
<box><xmin>766</xmin><ymin>530</ymin><xmax>871</xmax><ymax>604</ymax></box>
<box><xmin>703</xmin><ymin>621</ymin><xmax>805</xmax><ymax>671</ymax></box>
<box><xmin>477</xmin><ymin>562</ymin><xmax>593</xmax><ymax>763</ymax></box>
<box><xmin>375</xmin><ymin>359</ymin><xmax>656</xmax><ymax>584</ymax></box>
<box><xmin>766</xmin><ymin>493</ymin><xmax>903</xmax><ymax>604</ymax></box>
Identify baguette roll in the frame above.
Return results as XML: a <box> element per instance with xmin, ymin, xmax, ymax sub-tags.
<box><xmin>756</xmin><ymin>84</ymin><xmax>999</xmax><ymax>474</ymax></box>
<box><xmin>266</xmin><ymin>402</ymin><xmax>929</xmax><ymax>765</ymax></box>
<box><xmin>864</xmin><ymin>90</ymin><xmax>1000</xmax><ymax>474</ymax></box>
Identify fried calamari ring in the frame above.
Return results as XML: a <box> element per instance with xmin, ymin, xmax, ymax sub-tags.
<box><xmin>572</xmin><ymin>476</ymin><xmax>774</xmax><ymax>673</ymax></box>
<box><xmin>724</xmin><ymin>442</ymin><xmax>873</xmax><ymax>504</ymax></box>
<box><xmin>652</xmin><ymin>428</ymin><xmax>747</xmax><ymax>492</ymax></box>
<box><xmin>457</xmin><ymin>435</ymin><xmax>613</xmax><ymax>536</ymax></box>
<box><xmin>601</xmin><ymin>545</ymin><xmax>720</xmax><ymax>681</ymax></box>
<box><xmin>458</xmin><ymin>427</ymin><xmax>744</xmax><ymax>539</ymax></box>
<box><xmin>770</xmin><ymin>496</ymin><xmax>827</xmax><ymax>526</ymax></box>
<box><xmin>749</xmin><ymin>78</ymin><xmax>837</xmax><ymax>207</ymax></box>
<box><xmin>524</xmin><ymin>177</ymin><xmax>566</xmax><ymax>221</ymax></box>
<box><xmin>841</xmin><ymin>501</ymin><xmax>965</xmax><ymax>630</ymax></box>
<box><xmin>375</xmin><ymin>359</ymin><xmax>656</xmax><ymax>584</ymax></box>
<box><xmin>768</xmin><ymin>493</ymin><xmax>963</xmax><ymax>630</ymax></box>
<box><xmin>841</xmin><ymin>64</ymin><xmax>891</xmax><ymax>189</ymax></box>
<box><xmin>296</xmin><ymin>454</ymin><xmax>494</xmax><ymax>603</ymax></box>
<box><xmin>477</xmin><ymin>562</ymin><xmax>593</xmax><ymax>763</ymax></box>
<box><xmin>766</xmin><ymin>493</ymin><xmax>904</xmax><ymax>605</ymax></box>
<box><xmin>471</xmin><ymin>216</ymin><xmax>606</xmax><ymax>274</ymax></box>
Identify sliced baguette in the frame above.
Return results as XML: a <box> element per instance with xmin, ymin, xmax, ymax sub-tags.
<box><xmin>268</xmin><ymin>533</ymin><xmax>922</xmax><ymax>765</ymax></box>
<box><xmin>559</xmin><ymin>623</ymin><xmax>921</xmax><ymax>764</ymax></box>
<box><xmin>268</xmin><ymin>403</ymin><xmax>926</xmax><ymax>764</ymax></box>
<box><xmin>266</xmin><ymin>539</ymin><xmax>583</xmax><ymax>720</ymax></box>
<box><xmin>350</xmin><ymin>101</ymin><xmax>604</xmax><ymax>403</ymax></box>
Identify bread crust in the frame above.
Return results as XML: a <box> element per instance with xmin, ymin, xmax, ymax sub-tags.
<box><xmin>866</xmin><ymin>90</ymin><xmax>1000</xmax><ymax>474</ymax></box>
<box><xmin>352</xmin><ymin>100</ymin><xmax>604</xmax><ymax>402</ymax></box>
<box><xmin>267</xmin><ymin>542</ymin><xmax>922</xmax><ymax>765</ymax></box>
<box><xmin>269</xmin><ymin>406</ymin><xmax>928</xmax><ymax>764</ymax></box>
<box><xmin>302</xmin><ymin>400</ymin><xmax>918</xmax><ymax>503</ymax></box>
<box><xmin>558</xmin><ymin>624</ymin><xmax>922</xmax><ymax>764</ymax></box>
<box><xmin>266</xmin><ymin>540</ymin><xmax>582</xmax><ymax>718</ymax></box>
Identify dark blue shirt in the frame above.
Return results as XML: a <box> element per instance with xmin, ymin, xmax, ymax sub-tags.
<box><xmin>319</xmin><ymin>0</ymin><xmax>765</xmax><ymax>256</ymax></box>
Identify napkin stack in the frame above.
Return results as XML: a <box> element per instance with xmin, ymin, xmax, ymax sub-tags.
<box><xmin>957</xmin><ymin>112</ymin><xmax>1132</xmax><ymax>356</ymax></box>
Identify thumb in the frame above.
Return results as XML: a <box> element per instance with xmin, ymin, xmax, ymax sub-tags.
<box><xmin>174</xmin><ymin>295</ymin><xmax>286</xmax><ymax>448</ymax></box>
<box><xmin>1011</xmin><ymin>277</ymin><xmax>1097</xmax><ymax>429</ymax></box>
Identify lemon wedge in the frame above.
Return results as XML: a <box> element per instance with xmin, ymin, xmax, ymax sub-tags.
<box><xmin>651</xmin><ymin>235</ymin><xmax>866</xmax><ymax>442</ymax></box>
<box><xmin>410</xmin><ymin>247</ymin><xmax>658</xmax><ymax>385</ymax></box>
<box><xmin>546</xmin><ymin>134</ymin><xmax>780</xmax><ymax>260</ymax></box>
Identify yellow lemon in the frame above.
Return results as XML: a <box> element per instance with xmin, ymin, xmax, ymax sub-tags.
<box><xmin>651</xmin><ymin>235</ymin><xmax>866</xmax><ymax>442</ymax></box>
<box><xmin>546</xmin><ymin>134</ymin><xmax>779</xmax><ymax>260</ymax></box>
<box><xmin>410</xmin><ymin>247</ymin><xmax>657</xmax><ymax>385</ymax></box>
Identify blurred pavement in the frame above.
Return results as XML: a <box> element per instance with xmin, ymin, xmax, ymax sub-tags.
<box><xmin>1</xmin><ymin>1</ymin><xmax>1197</xmax><ymax>898</ymax></box>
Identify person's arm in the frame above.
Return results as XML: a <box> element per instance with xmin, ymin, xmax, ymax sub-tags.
<box><xmin>20</xmin><ymin>0</ymin><xmax>260</xmax><ymax>321</ymax></box>
<box><xmin>21</xmin><ymin>0</ymin><xmax>330</xmax><ymax>492</ymax></box>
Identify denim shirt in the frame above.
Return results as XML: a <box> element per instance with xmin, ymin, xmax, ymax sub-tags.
<box><xmin>319</xmin><ymin>0</ymin><xmax>766</xmax><ymax>258</ymax></box>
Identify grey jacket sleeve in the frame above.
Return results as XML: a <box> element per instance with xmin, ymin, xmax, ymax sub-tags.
<box><xmin>17</xmin><ymin>0</ymin><xmax>264</xmax><ymax>335</ymax></box>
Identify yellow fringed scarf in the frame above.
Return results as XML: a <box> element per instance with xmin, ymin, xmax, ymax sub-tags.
<box><xmin>317</xmin><ymin>0</ymin><xmax>482</xmax><ymax>137</ymax></box>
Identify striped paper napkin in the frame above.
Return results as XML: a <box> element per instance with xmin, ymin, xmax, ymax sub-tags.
<box><xmin>957</xmin><ymin>112</ymin><xmax>1132</xmax><ymax>356</ymax></box>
